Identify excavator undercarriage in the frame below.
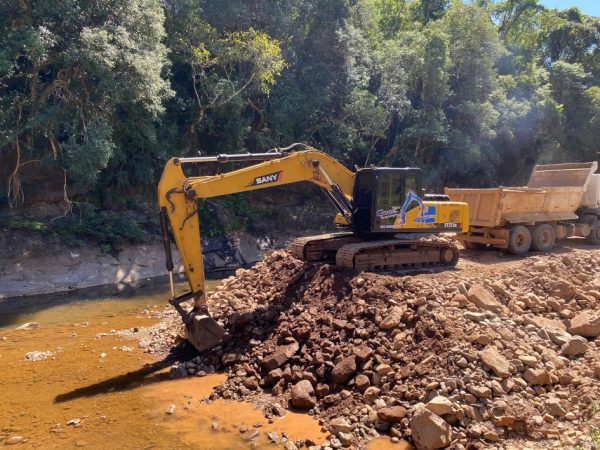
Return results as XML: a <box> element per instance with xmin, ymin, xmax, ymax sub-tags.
<box><xmin>289</xmin><ymin>233</ymin><xmax>459</xmax><ymax>271</ymax></box>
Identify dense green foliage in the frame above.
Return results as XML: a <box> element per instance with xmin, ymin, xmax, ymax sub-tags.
<box><xmin>2</xmin><ymin>0</ymin><xmax>600</xmax><ymax>213</ymax></box>
<box><xmin>0</xmin><ymin>206</ymin><xmax>153</xmax><ymax>252</ymax></box>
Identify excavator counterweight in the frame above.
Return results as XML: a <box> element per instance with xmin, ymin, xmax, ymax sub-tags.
<box><xmin>158</xmin><ymin>144</ymin><xmax>469</xmax><ymax>353</ymax></box>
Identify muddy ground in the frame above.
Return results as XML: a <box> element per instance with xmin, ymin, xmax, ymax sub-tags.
<box><xmin>139</xmin><ymin>241</ymin><xmax>600</xmax><ymax>450</ymax></box>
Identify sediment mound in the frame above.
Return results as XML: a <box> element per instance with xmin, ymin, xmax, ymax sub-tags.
<box><xmin>149</xmin><ymin>250</ymin><xmax>600</xmax><ymax>449</ymax></box>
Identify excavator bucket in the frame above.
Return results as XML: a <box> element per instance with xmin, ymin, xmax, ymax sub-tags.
<box><xmin>169</xmin><ymin>294</ymin><xmax>226</xmax><ymax>353</ymax></box>
<box><xmin>183</xmin><ymin>310</ymin><xmax>226</xmax><ymax>353</ymax></box>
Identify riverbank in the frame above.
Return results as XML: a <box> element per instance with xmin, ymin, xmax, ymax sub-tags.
<box><xmin>0</xmin><ymin>196</ymin><xmax>333</xmax><ymax>299</ymax></box>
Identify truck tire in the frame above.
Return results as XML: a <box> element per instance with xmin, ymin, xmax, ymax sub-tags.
<box><xmin>586</xmin><ymin>217</ymin><xmax>600</xmax><ymax>245</ymax></box>
<box><xmin>507</xmin><ymin>225</ymin><xmax>531</xmax><ymax>255</ymax></box>
<box><xmin>531</xmin><ymin>223</ymin><xmax>556</xmax><ymax>252</ymax></box>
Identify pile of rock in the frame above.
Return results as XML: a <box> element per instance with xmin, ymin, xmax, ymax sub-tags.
<box><xmin>158</xmin><ymin>249</ymin><xmax>600</xmax><ymax>449</ymax></box>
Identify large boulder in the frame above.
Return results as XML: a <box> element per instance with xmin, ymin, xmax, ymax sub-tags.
<box><xmin>262</xmin><ymin>342</ymin><xmax>299</xmax><ymax>371</ymax></box>
<box><xmin>568</xmin><ymin>311</ymin><xmax>600</xmax><ymax>337</ymax></box>
<box><xmin>561</xmin><ymin>336</ymin><xmax>589</xmax><ymax>356</ymax></box>
<box><xmin>467</xmin><ymin>285</ymin><xmax>508</xmax><ymax>314</ymax></box>
<box><xmin>290</xmin><ymin>380</ymin><xmax>316</xmax><ymax>409</ymax></box>
<box><xmin>526</xmin><ymin>315</ymin><xmax>567</xmax><ymax>332</ymax></box>
<box><xmin>480</xmin><ymin>346</ymin><xmax>511</xmax><ymax>378</ymax></box>
<box><xmin>426</xmin><ymin>396</ymin><xmax>455</xmax><ymax>416</ymax></box>
<box><xmin>410</xmin><ymin>406</ymin><xmax>452</xmax><ymax>450</ymax></box>
<box><xmin>331</xmin><ymin>355</ymin><xmax>357</xmax><ymax>384</ymax></box>
<box><xmin>377</xmin><ymin>406</ymin><xmax>407</xmax><ymax>423</ymax></box>
<box><xmin>523</xmin><ymin>368</ymin><xmax>551</xmax><ymax>385</ymax></box>
<box><xmin>379</xmin><ymin>305</ymin><xmax>407</xmax><ymax>330</ymax></box>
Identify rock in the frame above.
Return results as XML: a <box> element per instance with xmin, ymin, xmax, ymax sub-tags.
<box><xmin>5</xmin><ymin>436</ymin><xmax>25</xmax><ymax>445</ymax></box>
<box><xmin>375</xmin><ymin>364</ymin><xmax>393</xmax><ymax>376</ymax></box>
<box><xmin>291</xmin><ymin>380</ymin><xmax>316</xmax><ymax>409</ymax></box>
<box><xmin>560</xmin><ymin>336</ymin><xmax>589</xmax><ymax>356</ymax></box>
<box><xmin>568</xmin><ymin>311</ymin><xmax>600</xmax><ymax>337</ymax></box>
<box><xmin>338</xmin><ymin>432</ymin><xmax>353</xmax><ymax>446</ymax></box>
<box><xmin>467</xmin><ymin>285</ymin><xmax>508</xmax><ymax>314</ymax></box>
<box><xmin>523</xmin><ymin>368</ymin><xmax>551</xmax><ymax>385</ymax></box>
<box><xmin>594</xmin><ymin>362</ymin><xmax>600</xmax><ymax>378</ymax></box>
<box><xmin>464</xmin><ymin>311</ymin><xmax>486</xmax><ymax>322</ymax></box>
<box><xmin>363</xmin><ymin>386</ymin><xmax>381</xmax><ymax>402</ymax></box>
<box><xmin>24</xmin><ymin>351</ymin><xmax>54</xmax><ymax>361</ymax></box>
<box><xmin>267</xmin><ymin>431</ymin><xmax>279</xmax><ymax>443</ymax></box>
<box><xmin>480</xmin><ymin>346</ymin><xmax>511</xmax><ymax>378</ymax></box>
<box><xmin>355</xmin><ymin>374</ymin><xmax>370</xmax><ymax>392</ymax></box>
<box><xmin>353</xmin><ymin>346</ymin><xmax>373</xmax><ymax>362</ymax></box>
<box><xmin>272</xmin><ymin>403</ymin><xmax>286</xmax><ymax>417</ymax></box>
<box><xmin>410</xmin><ymin>406</ymin><xmax>452</xmax><ymax>450</ymax></box>
<box><xmin>379</xmin><ymin>305</ymin><xmax>407</xmax><ymax>330</ymax></box>
<box><xmin>453</xmin><ymin>293</ymin><xmax>468</xmax><ymax>307</ymax></box>
<box><xmin>426</xmin><ymin>396</ymin><xmax>455</xmax><ymax>416</ymax></box>
<box><xmin>165</xmin><ymin>404</ymin><xmax>176</xmax><ymax>415</ymax></box>
<box><xmin>284</xmin><ymin>442</ymin><xmax>299</xmax><ymax>450</ymax></box>
<box><xmin>241</xmin><ymin>429</ymin><xmax>260</xmax><ymax>441</ymax></box>
<box><xmin>315</xmin><ymin>383</ymin><xmax>330</xmax><ymax>398</ymax></box>
<box><xmin>15</xmin><ymin>322</ymin><xmax>39</xmax><ymax>330</ymax></box>
<box><xmin>243</xmin><ymin>376</ymin><xmax>260</xmax><ymax>390</ymax></box>
<box><xmin>330</xmin><ymin>437</ymin><xmax>343</xmax><ymax>448</ymax></box>
<box><xmin>518</xmin><ymin>355</ymin><xmax>538</xmax><ymax>368</ymax></box>
<box><xmin>550</xmin><ymin>280</ymin><xmax>576</xmax><ymax>299</ymax></box>
<box><xmin>526</xmin><ymin>316</ymin><xmax>567</xmax><ymax>332</ymax></box>
<box><xmin>545</xmin><ymin>398</ymin><xmax>568</xmax><ymax>417</ymax></box>
<box><xmin>331</xmin><ymin>355</ymin><xmax>357</xmax><ymax>384</ymax></box>
<box><xmin>468</xmin><ymin>385</ymin><xmax>491</xmax><ymax>399</ymax></box>
<box><xmin>262</xmin><ymin>342</ymin><xmax>299</xmax><ymax>371</ymax></box>
<box><xmin>377</xmin><ymin>406</ymin><xmax>407</xmax><ymax>423</ymax></box>
<box><xmin>330</xmin><ymin>417</ymin><xmax>352</xmax><ymax>433</ymax></box>
<box><xmin>266</xmin><ymin>368</ymin><xmax>283</xmax><ymax>385</ymax></box>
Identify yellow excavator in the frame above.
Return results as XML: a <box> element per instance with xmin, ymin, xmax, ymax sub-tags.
<box><xmin>158</xmin><ymin>143</ymin><xmax>469</xmax><ymax>352</ymax></box>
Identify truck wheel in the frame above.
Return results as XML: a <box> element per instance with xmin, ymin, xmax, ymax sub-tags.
<box><xmin>531</xmin><ymin>223</ymin><xmax>556</xmax><ymax>252</ymax></box>
<box><xmin>586</xmin><ymin>219</ymin><xmax>600</xmax><ymax>245</ymax></box>
<box><xmin>507</xmin><ymin>225</ymin><xmax>531</xmax><ymax>255</ymax></box>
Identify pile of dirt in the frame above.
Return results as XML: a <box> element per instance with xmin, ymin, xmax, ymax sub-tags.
<box><xmin>145</xmin><ymin>249</ymin><xmax>600</xmax><ymax>449</ymax></box>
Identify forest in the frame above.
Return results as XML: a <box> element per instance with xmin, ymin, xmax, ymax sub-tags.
<box><xmin>1</xmin><ymin>0</ymin><xmax>600</xmax><ymax>212</ymax></box>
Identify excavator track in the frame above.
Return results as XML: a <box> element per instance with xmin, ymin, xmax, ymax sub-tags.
<box><xmin>289</xmin><ymin>232</ymin><xmax>361</xmax><ymax>262</ymax></box>
<box><xmin>335</xmin><ymin>239</ymin><xmax>459</xmax><ymax>271</ymax></box>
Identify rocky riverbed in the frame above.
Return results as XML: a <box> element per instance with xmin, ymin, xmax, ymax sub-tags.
<box><xmin>139</xmin><ymin>246</ymin><xmax>600</xmax><ymax>450</ymax></box>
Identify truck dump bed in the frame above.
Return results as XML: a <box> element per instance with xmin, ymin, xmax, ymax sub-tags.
<box><xmin>445</xmin><ymin>162</ymin><xmax>598</xmax><ymax>227</ymax></box>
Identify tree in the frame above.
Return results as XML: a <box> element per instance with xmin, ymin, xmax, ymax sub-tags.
<box><xmin>0</xmin><ymin>0</ymin><xmax>172</xmax><ymax>206</ymax></box>
<box><xmin>439</xmin><ymin>1</ymin><xmax>504</xmax><ymax>185</ymax></box>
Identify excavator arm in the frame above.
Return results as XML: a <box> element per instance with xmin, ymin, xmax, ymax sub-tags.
<box><xmin>157</xmin><ymin>145</ymin><xmax>355</xmax><ymax>351</ymax></box>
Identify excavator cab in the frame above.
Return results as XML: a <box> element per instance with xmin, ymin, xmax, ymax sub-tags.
<box><xmin>352</xmin><ymin>168</ymin><xmax>424</xmax><ymax>233</ymax></box>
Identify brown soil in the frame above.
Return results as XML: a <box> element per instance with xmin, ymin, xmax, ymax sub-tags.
<box><xmin>143</xmin><ymin>241</ymin><xmax>600</xmax><ymax>449</ymax></box>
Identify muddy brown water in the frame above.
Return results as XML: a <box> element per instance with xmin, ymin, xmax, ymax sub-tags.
<box><xmin>0</xmin><ymin>283</ymin><xmax>405</xmax><ymax>449</ymax></box>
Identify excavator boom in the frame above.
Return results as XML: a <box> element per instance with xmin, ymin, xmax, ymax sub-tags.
<box><xmin>157</xmin><ymin>145</ymin><xmax>357</xmax><ymax>352</ymax></box>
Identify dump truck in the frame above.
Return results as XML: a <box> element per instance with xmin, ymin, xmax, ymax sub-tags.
<box><xmin>445</xmin><ymin>162</ymin><xmax>600</xmax><ymax>255</ymax></box>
